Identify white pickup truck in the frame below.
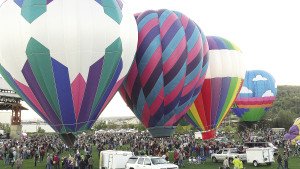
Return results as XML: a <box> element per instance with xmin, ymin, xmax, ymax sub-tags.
<box><xmin>126</xmin><ymin>156</ymin><xmax>178</xmax><ymax>169</ymax></box>
<box><xmin>211</xmin><ymin>148</ymin><xmax>247</xmax><ymax>163</ymax></box>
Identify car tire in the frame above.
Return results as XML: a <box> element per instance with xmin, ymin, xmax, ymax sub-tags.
<box><xmin>253</xmin><ymin>160</ymin><xmax>258</xmax><ymax>167</ymax></box>
<box><xmin>266</xmin><ymin>162</ymin><xmax>271</xmax><ymax>166</ymax></box>
<box><xmin>212</xmin><ymin>157</ymin><xmax>217</xmax><ymax>163</ymax></box>
<box><xmin>229</xmin><ymin>158</ymin><xmax>233</xmax><ymax>164</ymax></box>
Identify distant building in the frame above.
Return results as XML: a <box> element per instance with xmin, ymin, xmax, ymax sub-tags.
<box><xmin>98</xmin><ymin>116</ymin><xmax>140</xmax><ymax>125</ymax></box>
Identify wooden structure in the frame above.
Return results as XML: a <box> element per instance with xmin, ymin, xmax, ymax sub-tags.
<box><xmin>0</xmin><ymin>77</ymin><xmax>27</xmax><ymax>138</ymax></box>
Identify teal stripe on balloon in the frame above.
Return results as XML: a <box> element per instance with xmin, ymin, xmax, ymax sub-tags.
<box><xmin>145</xmin><ymin>73</ymin><xmax>163</xmax><ymax>106</ymax></box>
<box><xmin>165</xmin><ymin>64</ymin><xmax>186</xmax><ymax>95</ymax></box>
<box><xmin>136</xmin><ymin>89</ymin><xmax>147</xmax><ymax>119</ymax></box>
<box><xmin>185</xmin><ymin>60</ymin><xmax>202</xmax><ymax>85</ymax></box>
<box><xmin>99</xmin><ymin>0</ymin><xmax>123</xmax><ymax>24</ymax></box>
<box><xmin>90</xmin><ymin>38</ymin><xmax>122</xmax><ymax>114</ymax></box>
<box><xmin>158</xmin><ymin>10</ymin><xmax>172</xmax><ymax>26</ymax></box>
<box><xmin>138</xmin><ymin>13</ymin><xmax>158</xmax><ymax>32</ymax></box>
<box><xmin>187</xmin><ymin>28</ymin><xmax>200</xmax><ymax>52</ymax></box>
<box><xmin>21</xmin><ymin>0</ymin><xmax>47</xmax><ymax>23</ymax></box>
<box><xmin>138</xmin><ymin>35</ymin><xmax>161</xmax><ymax>74</ymax></box>
<box><xmin>26</xmin><ymin>38</ymin><xmax>63</xmax><ymax>123</ymax></box>
<box><xmin>200</xmin><ymin>60</ymin><xmax>209</xmax><ymax>77</ymax></box>
<box><xmin>162</xmin><ymin>27</ymin><xmax>185</xmax><ymax>63</ymax></box>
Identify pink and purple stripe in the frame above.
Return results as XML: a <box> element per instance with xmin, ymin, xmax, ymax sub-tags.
<box><xmin>119</xmin><ymin>9</ymin><xmax>208</xmax><ymax>131</ymax></box>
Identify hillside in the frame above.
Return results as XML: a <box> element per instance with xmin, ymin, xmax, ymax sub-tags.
<box><xmin>263</xmin><ymin>85</ymin><xmax>300</xmax><ymax>129</ymax></box>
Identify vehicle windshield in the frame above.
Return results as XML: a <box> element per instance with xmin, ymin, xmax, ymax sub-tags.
<box><xmin>268</xmin><ymin>143</ymin><xmax>275</xmax><ymax>148</ymax></box>
<box><xmin>230</xmin><ymin>149</ymin><xmax>238</xmax><ymax>153</ymax></box>
<box><xmin>127</xmin><ymin>158</ymin><xmax>138</xmax><ymax>164</ymax></box>
<box><xmin>151</xmin><ymin>158</ymin><xmax>168</xmax><ymax>165</ymax></box>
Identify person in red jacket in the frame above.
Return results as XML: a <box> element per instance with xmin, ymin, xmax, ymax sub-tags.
<box><xmin>53</xmin><ymin>154</ymin><xmax>60</xmax><ymax>169</ymax></box>
<box><xmin>174</xmin><ymin>149</ymin><xmax>179</xmax><ymax>165</ymax></box>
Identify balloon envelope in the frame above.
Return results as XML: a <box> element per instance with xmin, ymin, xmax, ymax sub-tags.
<box><xmin>284</xmin><ymin>118</ymin><xmax>300</xmax><ymax>144</ymax></box>
<box><xmin>119</xmin><ymin>9</ymin><xmax>209</xmax><ymax>137</ymax></box>
<box><xmin>185</xmin><ymin>36</ymin><xmax>245</xmax><ymax>140</ymax></box>
<box><xmin>0</xmin><ymin>0</ymin><xmax>138</xmax><ymax>145</ymax></box>
<box><xmin>232</xmin><ymin>70</ymin><xmax>277</xmax><ymax>121</ymax></box>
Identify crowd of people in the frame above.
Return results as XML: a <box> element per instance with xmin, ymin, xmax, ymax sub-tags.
<box><xmin>0</xmin><ymin>135</ymin><xmax>95</xmax><ymax>169</ymax></box>
<box><xmin>0</xmin><ymin>128</ymin><xmax>297</xmax><ymax>169</ymax></box>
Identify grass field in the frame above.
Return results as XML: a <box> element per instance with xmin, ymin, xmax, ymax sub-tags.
<box><xmin>1</xmin><ymin>147</ymin><xmax>299</xmax><ymax>169</ymax></box>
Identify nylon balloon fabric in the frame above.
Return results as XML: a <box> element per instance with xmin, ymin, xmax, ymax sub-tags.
<box><xmin>284</xmin><ymin>118</ymin><xmax>300</xmax><ymax>144</ymax></box>
<box><xmin>0</xmin><ymin>0</ymin><xmax>138</xmax><ymax>146</ymax></box>
<box><xmin>119</xmin><ymin>9</ymin><xmax>209</xmax><ymax>137</ymax></box>
<box><xmin>232</xmin><ymin>70</ymin><xmax>277</xmax><ymax>121</ymax></box>
<box><xmin>185</xmin><ymin>36</ymin><xmax>245</xmax><ymax>140</ymax></box>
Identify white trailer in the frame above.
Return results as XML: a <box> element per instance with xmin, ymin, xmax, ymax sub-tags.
<box><xmin>246</xmin><ymin>148</ymin><xmax>274</xmax><ymax>167</ymax></box>
<box><xmin>99</xmin><ymin>150</ymin><xmax>134</xmax><ymax>169</ymax></box>
<box><xmin>194</xmin><ymin>131</ymin><xmax>202</xmax><ymax>139</ymax></box>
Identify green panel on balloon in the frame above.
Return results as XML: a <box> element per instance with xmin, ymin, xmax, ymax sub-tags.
<box><xmin>90</xmin><ymin>38</ymin><xmax>122</xmax><ymax>115</ymax></box>
<box><xmin>217</xmin><ymin>77</ymin><xmax>238</xmax><ymax>124</ymax></box>
<box><xmin>26</xmin><ymin>38</ymin><xmax>62</xmax><ymax>121</ymax></box>
<box><xmin>240</xmin><ymin>108</ymin><xmax>266</xmax><ymax>122</ymax></box>
<box><xmin>21</xmin><ymin>0</ymin><xmax>47</xmax><ymax>23</ymax></box>
<box><xmin>100</xmin><ymin>0</ymin><xmax>123</xmax><ymax>24</ymax></box>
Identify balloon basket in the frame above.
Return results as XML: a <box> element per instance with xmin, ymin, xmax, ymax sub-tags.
<box><xmin>147</xmin><ymin>126</ymin><xmax>176</xmax><ymax>138</ymax></box>
<box><xmin>60</xmin><ymin>133</ymin><xmax>76</xmax><ymax>147</ymax></box>
<box><xmin>202</xmin><ymin>130</ymin><xmax>216</xmax><ymax>140</ymax></box>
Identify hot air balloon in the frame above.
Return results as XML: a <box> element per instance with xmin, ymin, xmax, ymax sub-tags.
<box><xmin>119</xmin><ymin>9</ymin><xmax>209</xmax><ymax>137</ymax></box>
<box><xmin>284</xmin><ymin>118</ymin><xmax>300</xmax><ymax>145</ymax></box>
<box><xmin>232</xmin><ymin>70</ymin><xmax>277</xmax><ymax>121</ymax></box>
<box><xmin>0</xmin><ymin>0</ymin><xmax>138</xmax><ymax>146</ymax></box>
<box><xmin>185</xmin><ymin>36</ymin><xmax>245</xmax><ymax>140</ymax></box>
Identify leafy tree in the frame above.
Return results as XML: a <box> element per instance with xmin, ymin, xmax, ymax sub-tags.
<box><xmin>37</xmin><ymin>126</ymin><xmax>45</xmax><ymax>133</ymax></box>
<box><xmin>271</xmin><ymin>110</ymin><xmax>296</xmax><ymax>129</ymax></box>
<box><xmin>175</xmin><ymin>125</ymin><xmax>193</xmax><ymax>134</ymax></box>
<box><xmin>93</xmin><ymin>121</ymin><xmax>108</xmax><ymax>130</ymax></box>
<box><xmin>134</xmin><ymin>123</ymin><xmax>146</xmax><ymax>131</ymax></box>
<box><xmin>0</xmin><ymin>123</ymin><xmax>10</xmax><ymax>133</ymax></box>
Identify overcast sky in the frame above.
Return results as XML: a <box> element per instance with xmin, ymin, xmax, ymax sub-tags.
<box><xmin>1</xmin><ymin>0</ymin><xmax>300</xmax><ymax>120</ymax></box>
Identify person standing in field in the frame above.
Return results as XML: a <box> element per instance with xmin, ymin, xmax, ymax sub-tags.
<box><xmin>15</xmin><ymin>157</ymin><xmax>23</xmax><ymax>169</ymax></box>
<box><xmin>277</xmin><ymin>154</ymin><xmax>284</xmax><ymax>169</ymax></box>
<box><xmin>222</xmin><ymin>157</ymin><xmax>230</xmax><ymax>169</ymax></box>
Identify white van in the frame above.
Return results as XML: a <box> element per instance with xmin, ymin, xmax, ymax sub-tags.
<box><xmin>246</xmin><ymin>148</ymin><xmax>274</xmax><ymax>167</ymax></box>
<box><xmin>244</xmin><ymin>142</ymin><xmax>278</xmax><ymax>155</ymax></box>
<box><xmin>100</xmin><ymin>150</ymin><xmax>134</xmax><ymax>169</ymax></box>
<box><xmin>194</xmin><ymin>132</ymin><xmax>202</xmax><ymax>139</ymax></box>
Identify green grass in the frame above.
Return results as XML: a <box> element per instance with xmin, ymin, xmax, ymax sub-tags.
<box><xmin>183</xmin><ymin>157</ymin><xmax>300</xmax><ymax>169</ymax></box>
<box><xmin>1</xmin><ymin>146</ymin><xmax>300</xmax><ymax>169</ymax></box>
<box><xmin>0</xmin><ymin>147</ymin><xmax>100</xmax><ymax>169</ymax></box>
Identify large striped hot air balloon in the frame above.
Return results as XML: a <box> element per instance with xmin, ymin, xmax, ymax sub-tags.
<box><xmin>185</xmin><ymin>36</ymin><xmax>245</xmax><ymax>140</ymax></box>
<box><xmin>232</xmin><ymin>70</ymin><xmax>277</xmax><ymax>121</ymax></box>
<box><xmin>119</xmin><ymin>9</ymin><xmax>209</xmax><ymax>137</ymax></box>
<box><xmin>0</xmin><ymin>0</ymin><xmax>138</xmax><ymax>145</ymax></box>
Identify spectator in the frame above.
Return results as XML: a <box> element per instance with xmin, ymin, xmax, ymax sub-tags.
<box><xmin>34</xmin><ymin>152</ymin><xmax>39</xmax><ymax>167</ymax></box>
<box><xmin>222</xmin><ymin>157</ymin><xmax>230</xmax><ymax>169</ymax></box>
<box><xmin>277</xmin><ymin>154</ymin><xmax>284</xmax><ymax>169</ymax></box>
<box><xmin>88</xmin><ymin>155</ymin><xmax>94</xmax><ymax>169</ymax></box>
<box><xmin>232</xmin><ymin>156</ymin><xmax>239</xmax><ymax>169</ymax></box>
<box><xmin>283</xmin><ymin>152</ymin><xmax>288</xmax><ymax>169</ymax></box>
<box><xmin>15</xmin><ymin>157</ymin><xmax>23</xmax><ymax>169</ymax></box>
<box><xmin>79</xmin><ymin>156</ymin><xmax>86</xmax><ymax>169</ymax></box>
<box><xmin>178</xmin><ymin>149</ymin><xmax>184</xmax><ymax>167</ymax></box>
